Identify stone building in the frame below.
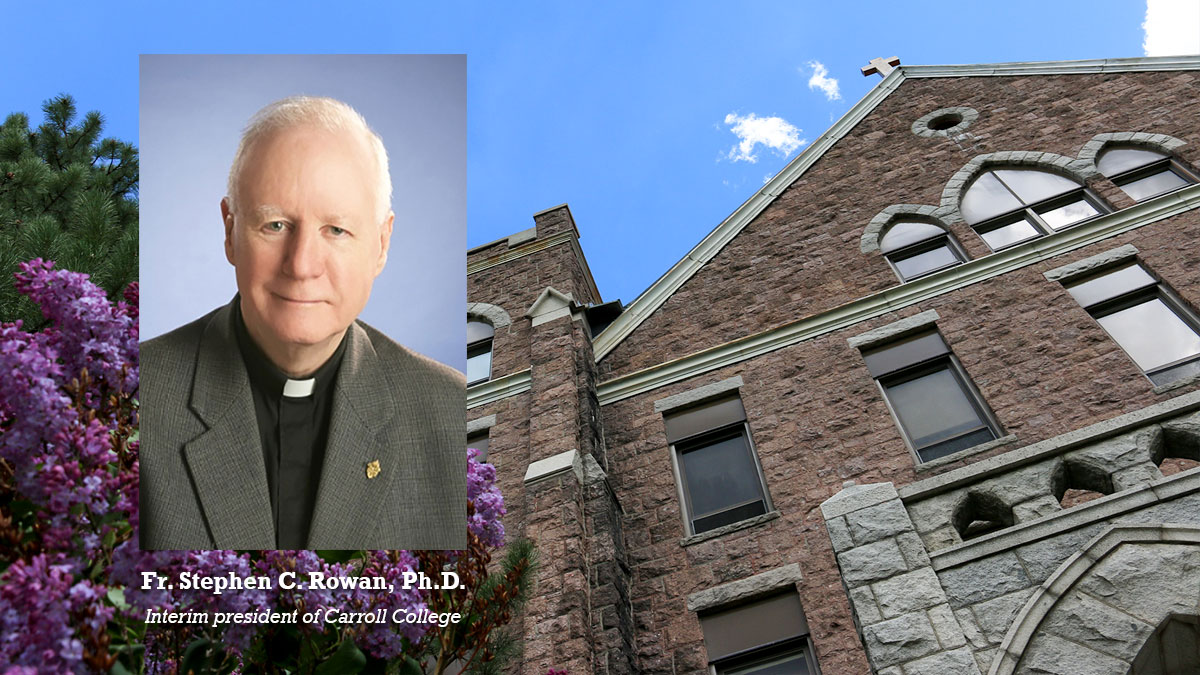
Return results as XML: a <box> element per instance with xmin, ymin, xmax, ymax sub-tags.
<box><xmin>466</xmin><ymin>56</ymin><xmax>1200</xmax><ymax>674</ymax></box>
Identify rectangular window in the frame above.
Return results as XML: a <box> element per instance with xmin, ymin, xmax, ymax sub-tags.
<box><xmin>1065</xmin><ymin>262</ymin><xmax>1200</xmax><ymax>386</ymax></box>
<box><xmin>862</xmin><ymin>331</ymin><xmax>1000</xmax><ymax>463</ymax></box>
<box><xmin>467</xmin><ymin>431</ymin><xmax>490</xmax><ymax>464</ymax></box>
<box><xmin>700</xmin><ymin>592</ymin><xmax>818</xmax><ymax>674</ymax></box>
<box><xmin>666</xmin><ymin>395</ymin><xmax>770</xmax><ymax>535</ymax></box>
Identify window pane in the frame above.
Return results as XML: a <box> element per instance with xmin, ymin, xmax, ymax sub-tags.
<box><xmin>961</xmin><ymin>172</ymin><xmax>1022</xmax><ymax>224</ymax></box>
<box><xmin>1065</xmin><ymin>263</ymin><xmax>1156</xmax><ymax>307</ymax></box>
<box><xmin>724</xmin><ymin>650</ymin><xmax>810</xmax><ymax>675</ymax></box>
<box><xmin>886</xmin><ymin>367</ymin><xmax>987</xmax><ymax>449</ymax></box>
<box><xmin>892</xmin><ymin>244</ymin><xmax>960</xmax><ymax>280</ymax></box>
<box><xmin>1119</xmin><ymin>169</ymin><xmax>1189</xmax><ymax>201</ymax></box>
<box><xmin>1148</xmin><ymin>358</ymin><xmax>1200</xmax><ymax>387</ymax></box>
<box><xmin>993</xmin><ymin>169</ymin><xmax>1080</xmax><ymax>204</ymax></box>
<box><xmin>1096</xmin><ymin>298</ymin><xmax>1200</xmax><ymax>371</ymax></box>
<box><xmin>466</xmin><ymin>350</ymin><xmax>491</xmax><ymax>384</ymax></box>
<box><xmin>467</xmin><ymin>435</ymin><xmax>490</xmax><ymax>463</ymax></box>
<box><xmin>880</xmin><ymin>221</ymin><xmax>945</xmax><ymax>253</ymax></box>
<box><xmin>1097</xmin><ymin>147</ymin><xmax>1165</xmax><ymax>176</ymax></box>
<box><xmin>467</xmin><ymin>320</ymin><xmax>494</xmax><ymax>344</ymax></box>
<box><xmin>680</xmin><ymin>432</ymin><xmax>763</xmax><ymax>521</ymax></box>
<box><xmin>1039</xmin><ymin>198</ymin><xmax>1099</xmax><ymax>230</ymax></box>
<box><xmin>917</xmin><ymin>428</ymin><xmax>997</xmax><ymax>462</ymax></box>
<box><xmin>979</xmin><ymin>219</ymin><xmax>1040</xmax><ymax>250</ymax></box>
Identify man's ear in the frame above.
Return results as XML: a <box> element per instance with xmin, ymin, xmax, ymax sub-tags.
<box><xmin>376</xmin><ymin>210</ymin><xmax>395</xmax><ymax>277</ymax></box>
<box><xmin>221</xmin><ymin>197</ymin><xmax>236</xmax><ymax>265</ymax></box>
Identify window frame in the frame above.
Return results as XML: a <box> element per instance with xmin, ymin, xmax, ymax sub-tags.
<box><xmin>1104</xmin><ymin>157</ymin><xmax>1198</xmax><ymax>202</ymax></box>
<box><xmin>709</xmin><ymin>636</ymin><xmax>820</xmax><ymax>675</ymax></box>
<box><xmin>666</xmin><ymin>405</ymin><xmax>772</xmax><ymax>537</ymax></box>
<box><xmin>970</xmin><ymin>186</ymin><xmax>1107</xmax><ymax>252</ymax></box>
<box><xmin>467</xmin><ymin>430</ymin><xmax>490</xmax><ymax>464</ymax></box>
<box><xmin>883</xmin><ymin>231</ymin><xmax>967</xmax><ymax>282</ymax></box>
<box><xmin>863</xmin><ymin>331</ymin><xmax>1002</xmax><ymax>464</ymax></box>
<box><xmin>1068</xmin><ymin>265</ymin><xmax>1200</xmax><ymax>387</ymax></box>
<box><xmin>466</xmin><ymin>320</ymin><xmax>494</xmax><ymax>386</ymax></box>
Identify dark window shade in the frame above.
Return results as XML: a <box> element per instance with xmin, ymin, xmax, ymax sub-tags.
<box><xmin>664</xmin><ymin>396</ymin><xmax>746</xmax><ymax>443</ymax></box>
<box><xmin>862</xmin><ymin>331</ymin><xmax>949</xmax><ymax>378</ymax></box>
<box><xmin>700</xmin><ymin>592</ymin><xmax>809</xmax><ymax>662</ymax></box>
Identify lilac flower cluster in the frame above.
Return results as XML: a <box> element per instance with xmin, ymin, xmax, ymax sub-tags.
<box><xmin>467</xmin><ymin>447</ymin><xmax>505</xmax><ymax>549</ymax></box>
<box><xmin>0</xmin><ymin>554</ymin><xmax>112</xmax><ymax>670</ymax></box>
<box><xmin>0</xmin><ymin>259</ymin><xmax>512</xmax><ymax>671</ymax></box>
<box><xmin>0</xmin><ymin>261</ymin><xmax>137</xmax><ymax>670</ymax></box>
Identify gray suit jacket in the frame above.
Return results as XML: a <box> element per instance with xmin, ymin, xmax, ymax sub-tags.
<box><xmin>139</xmin><ymin>300</ymin><xmax>466</xmax><ymax>550</ymax></box>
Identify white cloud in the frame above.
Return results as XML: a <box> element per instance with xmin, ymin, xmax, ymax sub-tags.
<box><xmin>1143</xmin><ymin>0</ymin><xmax>1200</xmax><ymax>56</ymax></box>
<box><xmin>723</xmin><ymin>112</ymin><xmax>806</xmax><ymax>163</ymax></box>
<box><xmin>807</xmin><ymin>61</ymin><xmax>841</xmax><ymax>101</ymax></box>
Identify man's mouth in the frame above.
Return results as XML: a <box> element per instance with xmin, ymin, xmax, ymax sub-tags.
<box><xmin>273</xmin><ymin>293</ymin><xmax>325</xmax><ymax>305</ymax></box>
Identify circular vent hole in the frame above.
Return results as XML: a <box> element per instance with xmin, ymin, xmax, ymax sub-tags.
<box><xmin>928</xmin><ymin>113</ymin><xmax>963</xmax><ymax>131</ymax></box>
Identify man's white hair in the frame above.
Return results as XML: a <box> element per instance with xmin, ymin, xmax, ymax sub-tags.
<box><xmin>226</xmin><ymin>96</ymin><xmax>392</xmax><ymax>222</ymax></box>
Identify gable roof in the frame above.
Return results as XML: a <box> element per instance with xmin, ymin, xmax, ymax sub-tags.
<box><xmin>591</xmin><ymin>55</ymin><xmax>1200</xmax><ymax>362</ymax></box>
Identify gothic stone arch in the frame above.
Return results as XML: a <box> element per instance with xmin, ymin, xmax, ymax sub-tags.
<box><xmin>989</xmin><ymin>524</ymin><xmax>1200</xmax><ymax>675</ymax></box>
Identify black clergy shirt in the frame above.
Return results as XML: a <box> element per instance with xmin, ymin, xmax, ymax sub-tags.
<box><xmin>233</xmin><ymin>303</ymin><xmax>347</xmax><ymax>549</ymax></box>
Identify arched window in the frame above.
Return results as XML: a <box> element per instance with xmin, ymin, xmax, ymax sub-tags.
<box><xmin>879</xmin><ymin>221</ymin><xmax>966</xmax><ymax>281</ymax></box>
<box><xmin>467</xmin><ymin>320</ymin><xmax>494</xmax><ymax>386</ymax></box>
<box><xmin>960</xmin><ymin>168</ymin><xmax>1104</xmax><ymax>251</ymax></box>
<box><xmin>1097</xmin><ymin>147</ymin><xmax>1196</xmax><ymax>201</ymax></box>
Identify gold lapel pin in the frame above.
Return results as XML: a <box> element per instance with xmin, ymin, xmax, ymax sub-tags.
<box><xmin>366</xmin><ymin>460</ymin><xmax>381</xmax><ymax>479</ymax></box>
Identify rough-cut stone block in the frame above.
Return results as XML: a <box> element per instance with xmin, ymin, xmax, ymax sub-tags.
<box><xmin>847</xmin><ymin>310</ymin><xmax>940</xmax><ymax>349</ymax></box>
<box><xmin>826</xmin><ymin>515</ymin><xmax>854</xmax><ymax>552</ymax></box>
<box><xmin>902</xmin><ymin>646</ymin><xmax>981</xmax><ymax>675</ymax></box>
<box><xmin>927</xmin><ymin>603</ymin><xmax>967</xmax><ymax>649</ymax></box>
<box><xmin>846</xmin><ymin>499</ymin><xmax>914</xmax><ymax>546</ymax></box>
<box><xmin>1041</xmin><ymin>590</ymin><xmax>1155</xmax><ymax>662</ymax></box>
<box><xmin>862</xmin><ymin>611</ymin><xmax>940</xmax><ymax>668</ymax></box>
<box><xmin>872</xmin><ymin>568</ymin><xmax>945</xmax><ymax>619</ymax></box>
<box><xmin>1111</xmin><ymin>461</ymin><xmax>1163</xmax><ymax>491</ymax></box>
<box><xmin>839</xmin><ymin>538</ymin><xmax>909</xmax><ymax>587</ymax></box>
<box><xmin>919</xmin><ymin>526</ymin><xmax>960</xmax><ymax>552</ymax></box>
<box><xmin>1066</xmin><ymin>426</ymin><xmax>1162</xmax><ymax>475</ymax></box>
<box><xmin>897</xmin><ymin>531</ymin><xmax>933</xmax><ymax>569</ymax></box>
<box><xmin>955</xmin><ymin>606</ymin><xmax>988</xmax><ymax>649</ymax></box>
<box><xmin>969</xmin><ymin>587</ymin><xmax>1036</xmax><ymax>644</ymax></box>
<box><xmin>821</xmin><ymin>482</ymin><xmax>900</xmax><ymax>520</ymax></box>
<box><xmin>974</xmin><ymin>647</ymin><xmax>1000</xmax><ymax>674</ymax></box>
<box><xmin>850</xmin><ymin>585</ymin><xmax>883</xmax><ymax>625</ymax></box>
<box><xmin>939</xmin><ymin>552</ymin><xmax>1032</xmax><ymax>608</ymax></box>
<box><xmin>1012</xmin><ymin>494</ymin><xmax>1062</xmax><ymax>523</ymax></box>
<box><xmin>685</xmin><ymin>563</ymin><xmax>803</xmax><ymax>612</ymax></box>
<box><xmin>1019</xmin><ymin>632</ymin><xmax>1131</xmax><ymax>675</ymax></box>
<box><xmin>1014</xmin><ymin>524</ymin><xmax>1106</xmax><ymax>584</ymax></box>
<box><xmin>1077</xmin><ymin>542</ymin><xmax>1200</xmax><ymax>625</ymax></box>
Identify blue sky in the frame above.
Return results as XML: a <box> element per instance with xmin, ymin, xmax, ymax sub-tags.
<box><xmin>3</xmin><ymin>0</ymin><xmax>1196</xmax><ymax>311</ymax></box>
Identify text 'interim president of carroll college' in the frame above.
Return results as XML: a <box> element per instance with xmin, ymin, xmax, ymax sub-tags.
<box><xmin>139</xmin><ymin>97</ymin><xmax>465</xmax><ymax>551</ymax></box>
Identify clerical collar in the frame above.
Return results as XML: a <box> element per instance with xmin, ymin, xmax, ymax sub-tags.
<box><xmin>232</xmin><ymin>298</ymin><xmax>348</xmax><ymax>400</ymax></box>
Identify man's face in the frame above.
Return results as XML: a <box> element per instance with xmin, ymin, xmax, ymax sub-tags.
<box><xmin>222</xmin><ymin>124</ymin><xmax>393</xmax><ymax>356</ymax></box>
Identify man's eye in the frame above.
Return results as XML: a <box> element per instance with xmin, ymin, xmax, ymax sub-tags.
<box><xmin>265</xmin><ymin>221</ymin><xmax>286</xmax><ymax>232</ymax></box>
<box><xmin>329</xmin><ymin>226</ymin><xmax>348</xmax><ymax>237</ymax></box>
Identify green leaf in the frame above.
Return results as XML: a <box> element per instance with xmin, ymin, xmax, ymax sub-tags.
<box><xmin>106</xmin><ymin>587</ymin><xmax>129</xmax><ymax>611</ymax></box>
<box><xmin>314</xmin><ymin>639</ymin><xmax>366</xmax><ymax>675</ymax></box>
<box><xmin>181</xmin><ymin>638</ymin><xmax>213</xmax><ymax>673</ymax></box>
<box><xmin>109</xmin><ymin>660</ymin><xmax>133</xmax><ymax>675</ymax></box>
<box><xmin>396</xmin><ymin>656</ymin><xmax>424</xmax><ymax>675</ymax></box>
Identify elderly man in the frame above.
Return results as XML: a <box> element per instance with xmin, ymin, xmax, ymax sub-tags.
<box><xmin>140</xmin><ymin>97</ymin><xmax>465</xmax><ymax>551</ymax></box>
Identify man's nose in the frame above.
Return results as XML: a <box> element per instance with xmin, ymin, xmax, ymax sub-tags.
<box><xmin>282</xmin><ymin>225</ymin><xmax>325</xmax><ymax>279</ymax></box>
